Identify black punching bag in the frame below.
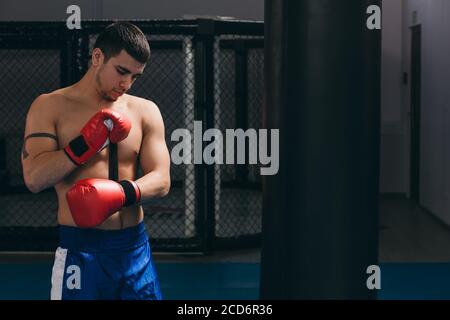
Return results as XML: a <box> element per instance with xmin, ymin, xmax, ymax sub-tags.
<box><xmin>260</xmin><ymin>0</ymin><xmax>381</xmax><ymax>299</ymax></box>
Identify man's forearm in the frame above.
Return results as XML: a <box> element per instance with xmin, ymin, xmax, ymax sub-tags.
<box><xmin>25</xmin><ymin>150</ymin><xmax>77</xmax><ymax>193</ymax></box>
<box><xmin>134</xmin><ymin>171</ymin><xmax>170</xmax><ymax>202</ymax></box>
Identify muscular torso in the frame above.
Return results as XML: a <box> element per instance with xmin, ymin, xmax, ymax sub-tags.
<box><xmin>53</xmin><ymin>88</ymin><xmax>144</xmax><ymax>229</ymax></box>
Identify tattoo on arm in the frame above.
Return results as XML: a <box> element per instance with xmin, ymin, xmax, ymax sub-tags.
<box><xmin>22</xmin><ymin>133</ymin><xmax>58</xmax><ymax>159</ymax></box>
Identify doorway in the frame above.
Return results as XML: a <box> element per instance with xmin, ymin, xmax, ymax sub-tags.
<box><xmin>410</xmin><ymin>25</ymin><xmax>421</xmax><ymax>202</ymax></box>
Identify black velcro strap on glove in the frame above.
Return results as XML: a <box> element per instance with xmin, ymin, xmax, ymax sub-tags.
<box><xmin>119</xmin><ymin>180</ymin><xmax>139</xmax><ymax>207</ymax></box>
<box><xmin>68</xmin><ymin>135</ymin><xmax>89</xmax><ymax>157</ymax></box>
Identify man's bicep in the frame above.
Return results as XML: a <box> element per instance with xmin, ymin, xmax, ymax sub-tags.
<box><xmin>139</xmin><ymin>101</ymin><xmax>170</xmax><ymax>175</ymax></box>
<box><xmin>139</xmin><ymin>131</ymin><xmax>171</xmax><ymax>175</ymax></box>
<box><xmin>22</xmin><ymin>95</ymin><xmax>59</xmax><ymax>162</ymax></box>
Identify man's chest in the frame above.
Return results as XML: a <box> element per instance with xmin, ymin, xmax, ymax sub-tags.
<box><xmin>55</xmin><ymin>103</ymin><xmax>143</xmax><ymax>157</ymax></box>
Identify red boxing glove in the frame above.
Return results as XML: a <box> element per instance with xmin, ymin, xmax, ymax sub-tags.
<box><xmin>64</xmin><ymin>109</ymin><xmax>131</xmax><ymax>166</ymax></box>
<box><xmin>66</xmin><ymin>178</ymin><xmax>141</xmax><ymax>228</ymax></box>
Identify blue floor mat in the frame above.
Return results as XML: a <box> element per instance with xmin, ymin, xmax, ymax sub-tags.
<box><xmin>1</xmin><ymin>262</ymin><xmax>450</xmax><ymax>300</ymax></box>
<box><xmin>377</xmin><ymin>263</ymin><xmax>450</xmax><ymax>300</ymax></box>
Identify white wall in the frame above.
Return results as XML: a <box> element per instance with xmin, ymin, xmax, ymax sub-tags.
<box><xmin>0</xmin><ymin>0</ymin><xmax>264</xmax><ymax>21</ymax></box>
<box><xmin>402</xmin><ymin>0</ymin><xmax>450</xmax><ymax>225</ymax></box>
<box><xmin>380</xmin><ymin>0</ymin><xmax>405</xmax><ymax>194</ymax></box>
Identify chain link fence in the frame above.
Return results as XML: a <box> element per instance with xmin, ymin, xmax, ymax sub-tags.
<box><xmin>214</xmin><ymin>36</ymin><xmax>264</xmax><ymax>246</ymax></box>
<box><xmin>0</xmin><ymin>20</ymin><xmax>264</xmax><ymax>252</ymax></box>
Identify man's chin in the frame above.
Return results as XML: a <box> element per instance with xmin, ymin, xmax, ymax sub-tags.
<box><xmin>103</xmin><ymin>93</ymin><xmax>118</xmax><ymax>102</ymax></box>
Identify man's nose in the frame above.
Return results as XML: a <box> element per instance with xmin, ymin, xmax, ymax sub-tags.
<box><xmin>119</xmin><ymin>77</ymin><xmax>132</xmax><ymax>91</ymax></box>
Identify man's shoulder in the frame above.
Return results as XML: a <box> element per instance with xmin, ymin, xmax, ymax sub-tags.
<box><xmin>125</xmin><ymin>94</ymin><xmax>159</xmax><ymax>111</ymax></box>
<box><xmin>124</xmin><ymin>95</ymin><xmax>165</xmax><ymax>132</ymax></box>
<box><xmin>30</xmin><ymin>88</ymin><xmax>71</xmax><ymax>111</ymax></box>
<box><xmin>125</xmin><ymin>94</ymin><xmax>162</xmax><ymax>121</ymax></box>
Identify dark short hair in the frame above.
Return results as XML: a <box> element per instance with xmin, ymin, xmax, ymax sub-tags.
<box><xmin>93</xmin><ymin>21</ymin><xmax>150</xmax><ymax>64</ymax></box>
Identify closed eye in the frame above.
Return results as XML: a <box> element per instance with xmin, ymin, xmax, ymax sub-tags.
<box><xmin>116</xmin><ymin>68</ymin><xmax>127</xmax><ymax>75</ymax></box>
<box><xmin>115</xmin><ymin>66</ymin><xmax>143</xmax><ymax>79</ymax></box>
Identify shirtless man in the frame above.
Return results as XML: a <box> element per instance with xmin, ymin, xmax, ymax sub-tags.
<box><xmin>21</xmin><ymin>22</ymin><xmax>170</xmax><ymax>300</ymax></box>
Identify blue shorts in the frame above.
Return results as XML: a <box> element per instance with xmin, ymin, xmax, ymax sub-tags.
<box><xmin>50</xmin><ymin>222</ymin><xmax>162</xmax><ymax>300</ymax></box>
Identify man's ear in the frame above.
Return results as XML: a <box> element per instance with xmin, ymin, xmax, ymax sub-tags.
<box><xmin>91</xmin><ymin>48</ymin><xmax>104</xmax><ymax>67</ymax></box>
